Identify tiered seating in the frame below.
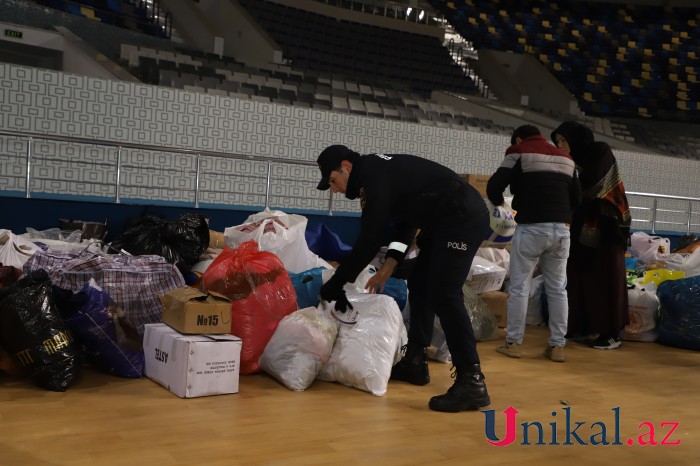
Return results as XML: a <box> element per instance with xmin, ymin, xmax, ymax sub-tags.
<box><xmin>238</xmin><ymin>0</ymin><xmax>477</xmax><ymax>97</ymax></box>
<box><xmin>35</xmin><ymin>0</ymin><xmax>167</xmax><ymax>38</ymax></box>
<box><xmin>628</xmin><ymin>123</ymin><xmax>700</xmax><ymax>160</ymax></box>
<box><xmin>430</xmin><ymin>0</ymin><xmax>700</xmax><ymax>123</ymax></box>
<box><xmin>120</xmin><ymin>44</ymin><xmax>511</xmax><ymax>135</ymax></box>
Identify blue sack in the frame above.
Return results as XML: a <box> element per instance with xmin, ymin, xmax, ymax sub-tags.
<box><xmin>657</xmin><ymin>276</ymin><xmax>700</xmax><ymax>351</ymax></box>
<box><xmin>289</xmin><ymin>267</ymin><xmax>325</xmax><ymax>309</ymax></box>
<box><xmin>305</xmin><ymin>223</ymin><xmax>352</xmax><ymax>262</ymax></box>
<box><xmin>55</xmin><ymin>281</ymin><xmax>145</xmax><ymax>377</ymax></box>
<box><xmin>381</xmin><ymin>277</ymin><xmax>408</xmax><ymax>311</ymax></box>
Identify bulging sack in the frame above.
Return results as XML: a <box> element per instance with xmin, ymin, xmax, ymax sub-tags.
<box><xmin>624</xmin><ymin>287</ymin><xmax>659</xmax><ymax>334</ymax></box>
<box><xmin>483</xmin><ymin>198</ymin><xmax>517</xmax><ymax>247</ymax></box>
<box><xmin>202</xmin><ymin>240</ymin><xmax>298</xmax><ymax>374</ymax></box>
<box><xmin>111</xmin><ymin>214</ymin><xmax>210</xmax><ymax>273</ymax></box>
<box><xmin>259</xmin><ymin>306</ymin><xmax>338</xmax><ymax>391</ymax></box>
<box><xmin>23</xmin><ymin>250</ymin><xmax>185</xmax><ymax>337</ymax></box>
<box><xmin>0</xmin><ymin>269</ymin><xmax>80</xmax><ymax>391</ymax></box>
<box><xmin>53</xmin><ymin>279</ymin><xmax>144</xmax><ymax>378</ymax></box>
<box><xmin>317</xmin><ymin>294</ymin><xmax>406</xmax><ymax>396</ymax></box>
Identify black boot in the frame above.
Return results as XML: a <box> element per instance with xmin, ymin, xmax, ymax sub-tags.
<box><xmin>428</xmin><ymin>364</ymin><xmax>490</xmax><ymax>412</ymax></box>
<box><xmin>390</xmin><ymin>343</ymin><xmax>430</xmax><ymax>386</ymax></box>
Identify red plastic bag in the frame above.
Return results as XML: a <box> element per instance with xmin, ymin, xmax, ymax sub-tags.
<box><xmin>202</xmin><ymin>241</ymin><xmax>297</xmax><ymax>374</ymax></box>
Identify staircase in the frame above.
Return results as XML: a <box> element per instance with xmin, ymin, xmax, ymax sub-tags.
<box><xmin>441</xmin><ymin>23</ymin><xmax>493</xmax><ymax>99</ymax></box>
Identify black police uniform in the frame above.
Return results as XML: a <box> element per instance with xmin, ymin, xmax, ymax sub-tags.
<box><xmin>330</xmin><ymin>153</ymin><xmax>489</xmax><ymax>366</ymax></box>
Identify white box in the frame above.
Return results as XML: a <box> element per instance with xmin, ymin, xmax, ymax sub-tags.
<box><xmin>143</xmin><ymin>323</ymin><xmax>242</xmax><ymax>398</ymax></box>
<box><xmin>465</xmin><ymin>256</ymin><xmax>507</xmax><ymax>294</ymax></box>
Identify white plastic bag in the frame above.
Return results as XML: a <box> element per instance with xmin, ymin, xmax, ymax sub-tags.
<box><xmin>624</xmin><ymin>287</ymin><xmax>659</xmax><ymax>334</ymax></box>
<box><xmin>259</xmin><ymin>306</ymin><xmax>338</xmax><ymax>391</ymax></box>
<box><xmin>476</xmin><ymin>247</ymin><xmax>511</xmax><ymax>278</ymax></box>
<box><xmin>23</xmin><ymin>228</ymin><xmax>83</xmax><ymax>242</ymax></box>
<box><xmin>629</xmin><ymin>232</ymin><xmax>671</xmax><ymax>264</ymax></box>
<box><xmin>619</xmin><ymin>329</ymin><xmax>657</xmax><ymax>342</ymax></box>
<box><xmin>317</xmin><ymin>294</ymin><xmax>406</xmax><ymax>396</ymax></box>
<box><xmin>0</xmin><ymin>229</ymin><xmax>40</xmax><ymax>269</ymax></box>
<box><xmin>224</xmin><ymin>209</ymin><xmax>332</xmax><ymax>273</ymax></box>
<box><xmin>482</xmin><ymin>197</ymin><xmax>517</xmax><ymax>248</ymax></box>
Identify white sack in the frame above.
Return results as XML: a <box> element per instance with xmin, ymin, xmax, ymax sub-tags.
<box><xmin>224</xmin><ymin>209</ymin><xmax>332</xmax><ymax>273</ymax></box>
<box><xmin>317</xmin><ymin>294</ymin><xmax>406</xmax><ymax>396</ymax></box>
<box><xmin>259</xmin><ymin>306</ymin><xmax>338</xmax><ymax>391</ymax></box>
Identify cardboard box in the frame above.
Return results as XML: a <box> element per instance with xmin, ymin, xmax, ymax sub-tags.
<box><xmin>460</xmin><ymin>173</ymin><xmax>491</xmax><ymax>198</ymax></box>
<box><xmin>479</xmin><ymin>291</ymin><xmax>508</xmax><ymax>328</ymax></box>
<box><xmin>161</xmin><ymin>286</ymin><xmax>232</xmax><ymax>334</ymax></box>
<box><xmin>465</xmin><ymin>256</ymin><xmax>507</xmax><ymax>294</ymax></box>
<box><xmin>143</xmin><ymin>323</ymin><xmax>242</xmax><ymax>398</ymax></box>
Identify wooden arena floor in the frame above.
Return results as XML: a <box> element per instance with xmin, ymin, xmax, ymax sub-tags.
<box><xmin>1</xmin><ymin>326</ymin><xmax>698</xmax><ymax>465</ymax></box>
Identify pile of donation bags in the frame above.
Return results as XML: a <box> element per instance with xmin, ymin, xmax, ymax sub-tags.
<box><xmin>623</xmin><ymin>232</ymin><xmax>700</xmax><ymax>349</ymax></box>
<box><xmin>0</xmin><ymin>205</ymin><xmax>520</xmax><ymax>395</ymax></box>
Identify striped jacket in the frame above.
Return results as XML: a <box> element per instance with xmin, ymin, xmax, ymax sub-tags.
<box><xmin>486</xmin><ymin>135</ymin><xmax>581</xmax><ymax>224</ymax></box>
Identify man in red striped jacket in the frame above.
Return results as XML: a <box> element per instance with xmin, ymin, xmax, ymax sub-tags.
<box><xmin>487</xmin><ymin>125</ymin><xmax>581</xmax><ymax>362</ymax></box>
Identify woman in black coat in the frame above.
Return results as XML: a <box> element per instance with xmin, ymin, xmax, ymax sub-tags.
<box><xmin>552</xmin><ymin>121</ymin><xmax>632</xmax><ymax>349</ymax></box>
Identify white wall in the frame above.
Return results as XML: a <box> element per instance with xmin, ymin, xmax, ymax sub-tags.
<box><xmin>0</xmin><ymin>63</ymin><xmax>698</xmax><ymax>230</ymax></box>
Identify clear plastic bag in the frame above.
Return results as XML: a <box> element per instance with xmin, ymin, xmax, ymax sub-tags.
<box><xmin>462</xmin><ymin>284</ymin><xmax>499</xmax><ymax>341</ymax></box>
<box><xmin>259</xmin><ymin>306</ymin><xmax>338</xmax><ymax>391</ymax></box>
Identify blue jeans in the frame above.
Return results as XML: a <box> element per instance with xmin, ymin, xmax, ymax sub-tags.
<box><xmin>506</xmin><ymin>223</ymin><xmax>570</xmax><ymax>347</ymax></box>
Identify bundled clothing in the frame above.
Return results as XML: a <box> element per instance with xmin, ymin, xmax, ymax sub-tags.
<box><xmin>551</xmin><ymin>121</ymin><xmax>631</xmax><ymax>337</ymax></box>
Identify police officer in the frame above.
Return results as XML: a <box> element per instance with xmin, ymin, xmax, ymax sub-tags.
<box><xmin>316</xmin><ymin>144</ymin><xmax>491</xmax><ymax>412</ymax></box>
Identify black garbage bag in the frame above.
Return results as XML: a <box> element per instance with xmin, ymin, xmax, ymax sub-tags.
<box><xmin>111</xmin><ymin>213</ymin><xmax>209</xmax><ymax>273</ymax></box>
<box><xmin>53</xmin><ymin>281</ymin><xmax>144</xmax><ymax>378</ymax></box>
<box><xmin>0</xmin><ymin>269</ymin><xmax>81</xmax><ymax>391</ymax></box>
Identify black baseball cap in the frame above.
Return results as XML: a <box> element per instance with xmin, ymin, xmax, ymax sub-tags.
<box><xmin>316</xmin><ymin>145</ymin><xmax>357</xmax><ymax>190</ymax></box>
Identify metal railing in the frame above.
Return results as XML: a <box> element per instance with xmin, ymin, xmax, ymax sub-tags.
<box><xmin>312</xmin><ymin>0</ymin><xmax>443</xmax><ymax>25</ymax></box>
<box><xmin>0</xmin><ymin>130</ymin><xmax>698</xmax><ymax>232</ymax></box>
<box><xmin>627</xmin><ymin>191</ymin><xmax>700</xmax><ymax>235</ymax></box>
<box><xmin>0</xmin><ymin>129</ymin><xmax>326</xmax><ymax>212</ymax></box>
